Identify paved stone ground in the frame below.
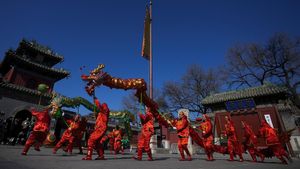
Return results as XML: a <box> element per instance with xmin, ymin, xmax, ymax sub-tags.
<box><xmin>0</xmin><ymin>145</ymin><xmax>298</xmax><ymax>169</ymax></box>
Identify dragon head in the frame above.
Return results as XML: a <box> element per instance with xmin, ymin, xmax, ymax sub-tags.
<box><xmin>81</xmin><ymin>64</ymin><xmax>109</xmax><ymax>95</ymax></box>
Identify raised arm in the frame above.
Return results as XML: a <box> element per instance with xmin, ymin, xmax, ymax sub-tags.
<box><xmin>139</xmin><ymin>113</ymin><xmax>153</xmax><ymax>124</ymax></box>
<box><xmin>93</xmin><ymin>97</ymin><xmax>101</xmax><ymax>110</ymax></box>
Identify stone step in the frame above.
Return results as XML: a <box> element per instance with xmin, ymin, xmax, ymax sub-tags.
<box><xmin>155</xmin><ymin>148</ymin><xmax>170</xmax><ymax>154</ymax></box>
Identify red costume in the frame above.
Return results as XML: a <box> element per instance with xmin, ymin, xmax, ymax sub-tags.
<box><xmin>53</xmin><ymin>115</ymin><xmax>81</xmax><ymax>154</ymax></box>
<box><xmin>242</xmin><ymin>121</ymin><xmax>264</xmax><ymax>162</ymax></box>
<box><xmin>82</xmin><ymin>97</ymin><xmax>109</xmax><ymax>160</ymax></box>
<box><xmin>75</xmin><ymin>117</ymin><xmax>87</xmax><ymax>154</ymax></box>
<box><xmin>197</xmin><ymin>114</ymin><xmax>214</xmax><ymax>161</ymax></box>
<box><xmin>113</xmin><ymin>126</ymin><xmax>123</xmax><ymax>155</ymax></box>
<box><xmin>173</xmin><ymin>112</ymin><xmax>191</xmax><ymax>161</ymax></box>
<box><xmin>22</xmin><ymin>107</ymin><xmax>51</xmax><ymax>155</ymax></box>
<box><xmin>95</xmin><ymin>135</ymin><xmax>109</xmax><ymax>160</ymax></box>
<box><xmin>224</xmin><ymin>116</ymin><xmax>243</xmax><ymax>162</ymax></box>
<box><xmin>259</xmin><ymin>120</ymin><xmax>290</xmax><ymax>164</ymax></box>
<box><xmin>134</xmin><ymin>108</ymin><xmax>154</xmax><ymax>161</ymax></box>
<box><xmin>107</xmin><ymin>131</ymin><xmax>115</xmax><ymax>154</ymax></box>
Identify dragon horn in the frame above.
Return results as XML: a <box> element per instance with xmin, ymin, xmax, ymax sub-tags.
<box><xmin>99</xmin><ymin>64</ymin><xmax>105</xmax><ymax>69</ymax></box>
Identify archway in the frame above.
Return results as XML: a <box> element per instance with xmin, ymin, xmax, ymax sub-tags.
<box><xmin>10</xmin><ymin>110</ymin><xmax>32</xmax><ymax>144</ymax></box>
<box><xmin>14</xmin><ymin>110</ymin><xmax>32</xmax><ymax>122</ymax></box>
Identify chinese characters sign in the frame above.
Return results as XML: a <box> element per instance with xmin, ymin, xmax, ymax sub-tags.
<box><xmin>225</xmin><ymin>98</ymin><xmax>256</xmax><ymax>112</ymax></box>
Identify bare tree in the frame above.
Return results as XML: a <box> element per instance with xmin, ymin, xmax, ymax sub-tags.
<box><xmin>224</xmin><ymin>33</ymin><xmax>300</xmax><ymax>107</ymax></box>
<box><xmin>225</xmin><ymin>43</ymin><xmax>268</xmax><ymax>88</ymax></box>
<box><xmin>163</xmin><ymin>65</ymin><xmax>221</xmax><ymax>118</ymax></box>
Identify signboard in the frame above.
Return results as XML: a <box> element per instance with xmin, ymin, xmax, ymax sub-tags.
<box><xmin>225</xmin><ymin>98</ymin><xmax>256</xmax><ymax>112</ymax></box>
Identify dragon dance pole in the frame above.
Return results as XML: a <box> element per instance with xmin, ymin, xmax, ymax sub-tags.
<box><xmin>149</xmin><ymin>0</ymin><xmax>153</xmax><ymax>99</ymax></box>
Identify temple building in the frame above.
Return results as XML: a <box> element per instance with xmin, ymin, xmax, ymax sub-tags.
<box><xmin>201</xmin><ymin>83</ymin><xmax>300</xmax><ymax>156</ymax></box>
<box><xmin>0</xmin><ymin>39</ymin><xmax>70</xmax><ymax>139</ymax></box>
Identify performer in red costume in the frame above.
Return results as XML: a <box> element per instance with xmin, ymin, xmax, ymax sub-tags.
<box><xmin>259</xmin><ymin>120</ymin><xmax>291</xmax><ymax>164</ymax></box>
<box><xmin>196</xmin><ymin>114</ymin><xmax>214</xmax><ymax>161</ymax></box>
<box><xmin>224</xmin><ymin>116</ymin><xmax>244</xmax><ymax>162</ymax></box>
<box><xmin>113</xmin><ymin>125</ymin><xmax>124</xmax><ymax>155</ymax></box>
<box><xmin>241</xmin><ymin>121</ymin><xmax>264</xmax><ymax>162</ymax></box>
<box><xmin>64</xmin><ymin>114</ymin><xmax>81</xmax><ymax>154</ymax></box>
<box><xmin>21</xmin><ymin>107</ymin><xmax>51</xmax><ymax>155</ymax></box>
<box><xmin>82</xmin><ymin>96</ymin><xmax>110</xmax><ymax>160</ymax></box>
<box><xmin>53</xmin><ymin>115</ymin><xmax>81</xmax><ymax>154</ymax></box>
<box><xmin>75</xmin><ymin>116</ymin><xmax>87</xmax><ymax>154</ymax></box>
<box><xmin>133</xmin><ymin>107</ymin><xmax>154</xmax><ymax>161</ymax></box>
<box><xmin>107</xmin><ymin>130</ymin><xmax>115</xmax><ymax>154</ymax></box>
<box><xmin>172</xmin><ymin>111</ymin><xmax>192</xmax><ymax>161</ymax></box>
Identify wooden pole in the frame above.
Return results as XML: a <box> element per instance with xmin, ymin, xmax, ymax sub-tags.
<box><xmin>149</xmin><ymin>0</ymin><xmax>153</xmax><ymax>99</ymax></box>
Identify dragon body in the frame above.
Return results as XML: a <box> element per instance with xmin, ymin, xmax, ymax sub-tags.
<box><xmin>81</xmin><ymin>64</ymin><xmax>205</xmax><ymax>148</ymax></box>
<box><xmin>50</xmin><ymin>95</ymin><xmax>135</xmax><ymax>139</ymax></box>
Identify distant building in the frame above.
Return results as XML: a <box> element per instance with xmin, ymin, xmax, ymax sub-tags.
<box><xmin>0</xmin><ymin>39</ymin><xmax>70</xmax><ymax>138</ymax></box>
<box><xmin>202</xmin><ymin>83</ymin><xmax>300</xmax><ymax>156</ymax></box>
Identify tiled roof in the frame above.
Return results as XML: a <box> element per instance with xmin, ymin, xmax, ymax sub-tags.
<box><xmin>202</xmin><ymin>84</ymin><xmax>288</xmax><ymax>105</ymax></box>
<box><xmin>0</xmin><ymin>82</ymin><xmax>52</xmax><ymax>98</ymax></box>
<box><xmin>20</xmin><ymin>39</ymin><xmax>63</xmax><ymax>61</ymax></box>
<box><xmin>6</xmin><ymin>51</ymin><xmax>70</xmax><ymax>77</ymax></box>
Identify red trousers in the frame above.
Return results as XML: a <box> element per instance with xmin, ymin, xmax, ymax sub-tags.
<box><xmin>247</xmin><ymin>146</ymin><xmax>264</xmax><ymax>161</ymax></box>
<box><xmin>227</xmin><ymin>139</ymin><xmax>243</xmax><ymax>160</ymax></box>
<box><xmin>66</xmin><ymin>135</ymin><xmax>76</xmax><ymax>153</ymax></box>
<box><xmin>22</xmin><ymin>131</ymin><xmax>47</xmax><ymax>154</ymax></box>
<box><xmin>114</xmin><ymin>140</ymin><xmax>122</xmax><ymax>153</ymax></box>
<box><xmin>270</xmin><ymin>144</ymin><xmax>289</xmax><ymax>159</ymax></box>
<box><xmin>95</xmin><ymin>135</ymin><xmax>108</xmax><ymax>158</ymax></box>
<box><xmin>54</xmin><ymin>133</ymin><xmax>72</xmax><ymax>151</ymax></box>
<box><xmin>75</xmin><ymin>137</ymin><xmax>83</xmax><ymax>153</ymax></box>
<box><xmin>203</xmin><ymin>136</ymin><xmax>214</xmax><ymax>153</ymax></box>
<box><xmin>138</xmin><ymin>132</ymin><xmax>152</xmax><ymax>152</ymax></box>
<box><xmin>135</xmin><ymin>132</ymin><xmax>153</xmax><ymax>160</ymax></box>
<box><xmin>82</xmin><ymin>128</ymin><xmax>107</xmax><ymax>160</ymax></box>
<box><xmin>25</xmin><ymin>131</ymin><xmax>47</xmax><ymax>146</ymax></box>
<box><xmin>87</xmin><ymin>128</ymin><xmax>106</xmax><ymax>148</ymax></box>
<box><xmin>109</xmin><ymin>139</ymin><xmax>114</xmax><ymax>151</ymax></box>
<box><xmin>178</xmin><ymin>143</ymin><xmax>191</xmax><ymax>160</ymax></box>
<box><xmin>228</xmin><ymin>139</ymin><xmax>242</xmax><ymax>154</ymax></box>
<box><xmin>96</xmin><ymin>142</ymin><xmax>105</xmax><ymax>158</ymax></box>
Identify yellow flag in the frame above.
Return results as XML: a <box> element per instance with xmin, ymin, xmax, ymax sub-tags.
<box><xmin>141</xmin><ymin>5</ymin><xmax>151</xmax><ymax>60</ymax></box>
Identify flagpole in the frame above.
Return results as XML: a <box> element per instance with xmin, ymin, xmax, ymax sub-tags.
<box><xmin>149</xmin><ymin>0</ymin><xmax>153</xmax><ymax>99</ymax></box>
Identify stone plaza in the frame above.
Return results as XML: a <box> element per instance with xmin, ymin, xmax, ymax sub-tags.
<box><xmin>0</xmin><ymin>145</ymin><xmax>298</xmax><ymax>169</ymax></box>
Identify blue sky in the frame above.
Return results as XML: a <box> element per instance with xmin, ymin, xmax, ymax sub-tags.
<box><xmin>0</xmin><ymin>0</ymin><xmax>299</xmax><ymax>115</ymax></box>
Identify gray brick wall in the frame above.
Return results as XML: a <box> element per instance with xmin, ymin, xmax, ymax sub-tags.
<box><xmin>0</xmin><ymin>87</ymin><xmax>51</xmax><ymax>120</ymax></box>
